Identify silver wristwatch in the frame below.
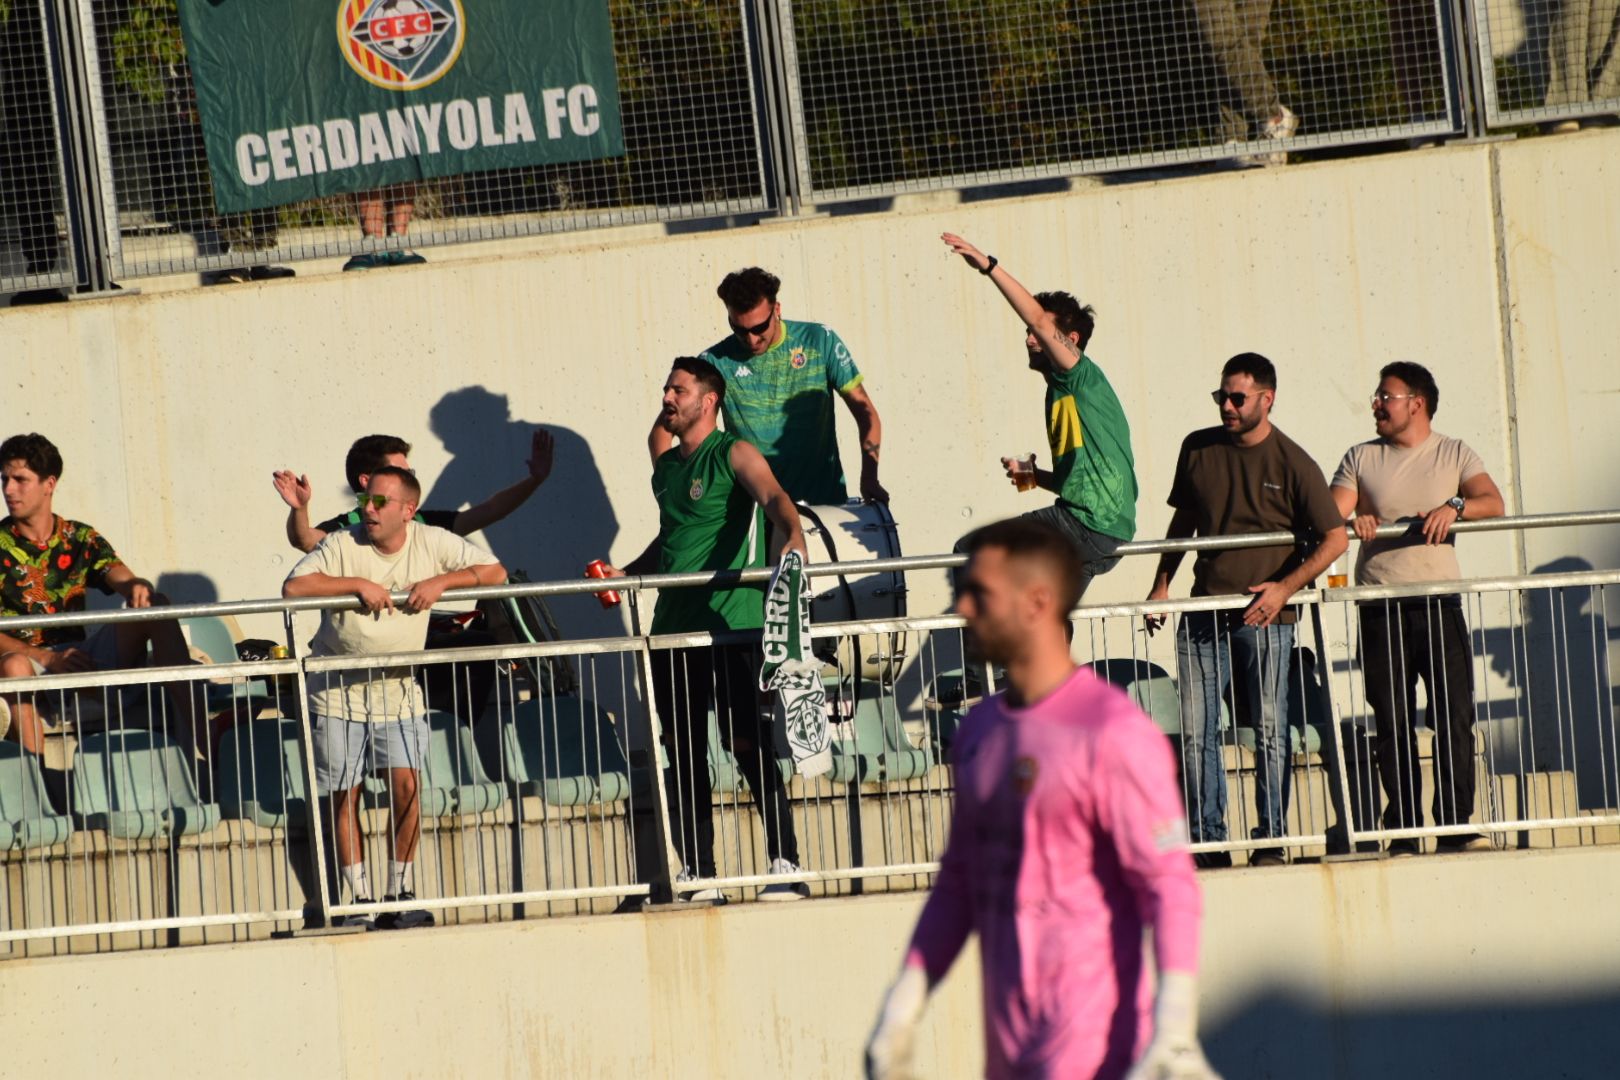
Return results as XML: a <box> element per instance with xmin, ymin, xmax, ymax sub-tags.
<box><xmin>1446</xmin><ymin>495</ymin><xmax>1466</xmax><ymax>518</ymax></box>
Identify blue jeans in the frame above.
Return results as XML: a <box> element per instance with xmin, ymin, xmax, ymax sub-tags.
<box><xmin>1176</xmin><ymin>611</ymin><xmax>1294</xmax><ymax>842</ymax></box>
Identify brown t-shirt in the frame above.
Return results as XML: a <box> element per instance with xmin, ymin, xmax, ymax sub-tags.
<box><xmin>1168</xmin><ymin>425</ymin><xmax>1345</xmax><ymax>600</ymax></box>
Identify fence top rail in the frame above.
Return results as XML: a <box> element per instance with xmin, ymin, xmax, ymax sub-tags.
<box><xmin>0</xmin><ymin>509</ymin><xmax>1614</xmax><ymax>634</ymax></box>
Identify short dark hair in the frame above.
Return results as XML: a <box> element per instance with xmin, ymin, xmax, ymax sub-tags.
<box><xmin>962</xmin><ymin>517</ymin><xmax>1086</xmax><ymax>615</ymax></box>
<box><xmin>716</xmin><ymin>267</ymin><xmax>781</xmax><ymax>311</ymax></box>
<box><xmin>1380</xmin><ymin>360</ymin><xmax>1440</xmax><ymax>416</ymax></box>
<box><xmin>1222</xmin><ymin>352</ymin><xmax>1277</xmax><ymax>391</ymax></box>
<box><xmin>671</xmin><ymin>356</ymin><xmax>726</xmax><ymax>405</ymax></box>
<box><xmin>367</xmin><ymin>465</ymin><xmax>421</xmax><ymax>504</ymax></box>
<box><xmin>345</xmin><ymin>434</ymin><xmax>412</xmax><ymax>492</ymax></box>
<box><xmin>1034</xmin><ymin>292</ymin><xmax>1096</xmax><ymax>351</ymax></box>
<box><xmin>0</xmin><ymin>433</ymin><xmax>63</xmax><ymax>481</ymax></box>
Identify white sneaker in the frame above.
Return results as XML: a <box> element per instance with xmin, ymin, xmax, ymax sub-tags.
<box><xmin>674</xmin><ymin>867</ymin><xmax>725</xmax><ymax>904</ymax></box>
<box><xmin>1237</xmin><ymin>106</ymin><xmax>1298</xmax><ymax>167</ymax></box>
<box><xmin>758</xmin><ymin>858</ymin><xmax>811</xmax><ymax>902</ymax></box>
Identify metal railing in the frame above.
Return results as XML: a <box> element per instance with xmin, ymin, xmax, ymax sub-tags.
<box><xmin>1</xmin><ymin>0</ymin><xmax>1612</xmax><ymax>295</ymax></box>
<box><xmin>0</xmin><ymin>509</ymin><xmax>1614</xmax><ymax>951</ymax></box>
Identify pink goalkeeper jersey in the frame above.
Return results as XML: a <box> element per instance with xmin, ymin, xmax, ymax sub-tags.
<box><xmin>906</xmin><ymin>667</ymin><xmax>1201</xmax><ymax>1079</ymax></box>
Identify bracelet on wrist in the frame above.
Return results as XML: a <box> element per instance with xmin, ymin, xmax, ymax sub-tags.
<box><xmin>979</xmin><ymin>255</ymin><xmax>998</xmax><ymax>276</ymax></box>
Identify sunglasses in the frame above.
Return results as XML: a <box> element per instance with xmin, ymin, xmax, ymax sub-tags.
<box><xmin>356</xmin><ymin>493</ymin><xmax>401</xmax><ymax>510</ymax></box>
<box><xmin>729</xmin><ymin>310</ymin><xmax>775</xmax><ymax>338</ymax></box>
<box><xmin>1211</xmin><ymin>390</ymin><xmax>1256</xmax><ymax>408</ymax></box>
<box><xmin>1370</xmin><ymin>391</ymin><xmax>1417</xmax><ymax>406</ymax></box>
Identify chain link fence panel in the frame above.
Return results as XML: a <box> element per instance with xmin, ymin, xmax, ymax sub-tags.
<box><xmin>776</xmin><ymin>0</ymin><xmax>1461</xmax><ymax>203</ymax></box>
<box><xmin>1471</xmin><ymin>0</ymin><xmax>1620</xmax><ymax>127</ymax></box>
<box><xmin>0</xmin><ymin>0</ymin><xmax>80</xmax><ymax>296</ymax></box>
<box><xmin>82</xmin><ymin>0</ymin><xmax>770</xmax><ymax>281</ymax></box>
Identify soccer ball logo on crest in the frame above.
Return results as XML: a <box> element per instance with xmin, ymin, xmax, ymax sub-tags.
<box><xmin>338</xmin><ymin>0</ymin><xmax>466</xmax><ymax>91</ymax></box>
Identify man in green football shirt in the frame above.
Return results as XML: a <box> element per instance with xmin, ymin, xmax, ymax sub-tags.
<box><xmin>605</xmin><ymin>356</ymin><xmax>812</xmax><ymax>902</ymax></box>
<box><xmin>648</xmin><ymin>268</ymin><xmax>887</xmax><ymax>506</ymax></box>
<box><xmin>942</xmin><ymin>233</ymin><xmax>1139</xmax><ymax>592</ymax></box>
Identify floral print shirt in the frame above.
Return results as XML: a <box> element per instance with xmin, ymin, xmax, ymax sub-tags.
<box><xmin>0</xmin><ymin>516</ymin><xmax>124</xmax><ymax>646</ymax></box>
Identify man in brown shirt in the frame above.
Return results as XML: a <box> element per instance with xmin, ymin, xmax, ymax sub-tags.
<box><xmin>1146</xmin><ymin>353</ymin><xmax>1347</xmax><ymax>867</ymax></box>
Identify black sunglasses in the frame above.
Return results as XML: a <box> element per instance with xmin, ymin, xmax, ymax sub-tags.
<box><xmin>729</xmin><ymin>310</ymin><xmax>775</xmax><ymax>337</ymax></box>
<box><xmin>1211</xmin><ymin>389</ymin><xmax>1253</xmax><ymax>408</ymax></box>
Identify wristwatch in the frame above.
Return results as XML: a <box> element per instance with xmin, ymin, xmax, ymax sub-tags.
<box><xmin>1446</xmin><ymin>495</ymin><xmax>1466</xmax><ymax>518</ymax></box>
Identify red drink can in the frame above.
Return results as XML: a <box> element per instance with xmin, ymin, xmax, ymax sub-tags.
<box><xmin>584</xmin><ymin>560</ymin><xmax>621</xmax><ymax>609</ymax></box>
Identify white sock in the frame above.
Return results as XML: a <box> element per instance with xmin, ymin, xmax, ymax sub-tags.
<box><xmin>388</xmin><ymin>860</ymin><xmax>412</xmax><ymax>896</ymax></box>
<box><xmin>342</xmin><ymin>863</ymin><xmax>371</xmax><ymax>901</ymax></box>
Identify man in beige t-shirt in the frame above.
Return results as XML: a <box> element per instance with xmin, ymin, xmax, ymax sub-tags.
<box><xmin>1331</xmin><ymin>362</ymin><xmax>1504</xmax><ymax>856</ymax></box>
<box><xmin>284</xmin><ymin>466</ymin><xmax>505</xmax><ymax>929</ymax></box>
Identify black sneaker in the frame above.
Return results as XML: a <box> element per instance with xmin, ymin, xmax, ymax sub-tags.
<box><xmin>375</xmin><ymin>892</ymin><xmax>435</xmax><ymax>930</ymax></box>
<box><xmin>1249</xmin><ymin>847</ymin><xmax>1287</xmax><ymax>868</ymax></box>
<box><xmin>1387</xmin><ymin>838</ymin><xmax>1422</xmax><ymax>858</ymax></box>
<box><xmin>248</xmin><ymin>264</ymin><xmax>295</xmax><ymax>280</ymax></box>
<box><xmin>1193</xmin><ymin>851</ymin><xmax>1233</xmax><ymax>870</ymax></box>
<box><xmin>1435</xmin><ymin>833</ymin><xmax>1493</xmax><ymax>854</ymax></box>
<box><xmin>335</xmin><ymin>897</ymin><xmax>377</xmax><ymax>930</ymax></box>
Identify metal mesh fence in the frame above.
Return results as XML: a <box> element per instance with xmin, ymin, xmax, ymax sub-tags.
<box><xmin>0</xmin><ymin>0</ymin><xmax>78</xmax><ymax>296</ymax></box>
<box><xmin>776</xmin><ymin>0</ymin><xmax>1459</xmax><ymax>202</ymax></box>
<box><xmin>84</xmin><ymin>0</ymin><xmax>770</xmax><ymax>280</ymax></box>
<box><xmin>1471</xmin><ymin>0</ymin><xmax>1620</xmax><ymax>127</ymax></box>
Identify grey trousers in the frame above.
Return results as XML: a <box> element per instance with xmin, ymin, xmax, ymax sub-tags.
<box><xmin>1191</xmin><ymin>0</ymin><xmax>1282</xmax><ymax>131</ymax></box>
<box><xmin>1546</xmin><ymin>0</ymin><xmax>1620</xmax><ymax>106</ymax></box>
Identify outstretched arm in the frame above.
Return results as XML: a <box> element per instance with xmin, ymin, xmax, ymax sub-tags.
<box><xmin>730</xmin><ymin>440</ymin><xmax>807</xmax><ymax>563</ymax></box>
<box><xmin>941</xmin><ymin>232</ymin><xmax>1081</xmax><ymax>372</ymax></box>
<box><xmin>273</xmin><ymin>471</ymin><xmax>325</xmax><ymax>552</ymax></box>
<box><xmin>454</xmin><ymin>430</ymin><xmax>555</xmax><ymax>536</ymax></box>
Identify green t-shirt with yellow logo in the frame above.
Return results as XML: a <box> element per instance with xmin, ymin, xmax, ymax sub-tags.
<box><xmin>701</xmin><ymin>319</ymin><xmax>863</xmax><ymax>506</ymax></box>
<box><xmin>1045</xmin><ymin>355</ymin><xmax>1138</xmax><ymax>541</ymax></box>
<box><xmin>650</xmin><ymin>429</ymin><xmax>766</xmax><ymax>635</ymax></box>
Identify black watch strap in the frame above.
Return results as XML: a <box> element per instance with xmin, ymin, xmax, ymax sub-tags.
<box><xmin>979</xmin><ymin>255</ymin><xmax>997</xmax><ymax>276</ymax></box>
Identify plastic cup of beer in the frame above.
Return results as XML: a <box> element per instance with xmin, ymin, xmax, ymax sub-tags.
<box><xmin>1326</xmin><ymin>556</ymin><xmax>1348</xmax><ymax>589</ymax></box>
<box><xmin>1009</xmin><ymin>453</ymin><xmax>1037</xmax><ymax>492</ymax></box>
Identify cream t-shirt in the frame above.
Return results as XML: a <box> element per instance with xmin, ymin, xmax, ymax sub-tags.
<box><xmin>288</xmin><ymin>523</ymin><xmax>499</xmax><ymax>721</ymax></box>
<box><xmin>1331</xmin><ymin>432</ymin><xmax>1485</xmax><ymax>586</ymax></box>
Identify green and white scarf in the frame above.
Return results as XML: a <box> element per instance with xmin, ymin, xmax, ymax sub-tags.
<box><xmin>760</xmin><ymin>550</ymin><xmax>831</xmax><ymax>778</ymax></box>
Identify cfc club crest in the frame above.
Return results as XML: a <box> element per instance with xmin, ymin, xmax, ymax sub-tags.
<box><xmin>1012</xmin><ymin>756</ymin><xmax>1039</xmax><ymax>796</ymax></box>
<box><xmin>789</xmin><ymin>347</ymin><xmax>808</xmax><ymax>370</ymax></box>
<box><xmin>338</xmin><ymin>0</ymin><xmax>466</xmax><ymax>91</ymax></box>
<box><xmin>689</xmin><ymin>479</ymin><xmax>705</xmax><ymax>501</ymax></box>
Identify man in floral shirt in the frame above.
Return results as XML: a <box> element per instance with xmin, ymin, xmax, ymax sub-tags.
<box><xmin>0</xmin><ymin>433</ymin><xmax>197</xmax><ymax>755</ymax></box>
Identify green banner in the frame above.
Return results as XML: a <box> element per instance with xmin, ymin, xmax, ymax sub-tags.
<box><xmin>177</xmin><ymin>0</ymin><xmax>624</xmax><ymax>214</ymax></box>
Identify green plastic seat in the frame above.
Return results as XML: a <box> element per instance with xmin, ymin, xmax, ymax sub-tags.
<box><xmin>475</xmin><ymin>695</ymin><xmax>631</xmax><ymax>806</ymax></box>
<box><xmin>826</xmin><ymin>679</ymin><xmax>932</xmax><ymax>784</ymax></box>
<box><xmin>425</xmin><ymin>710</ymin><xmax>505</xmax><ymax>814</ymax></box>
<box><xmin>0</xmin><ymin>742</ymin><xmax>71</xmax><ymax>849</ymax></box>
<box><xmin>72</xmin><ymin>730</ymin><xmax>220</xmax><ymax>838</ymax></box>
<box><xmin>922</xmin><ymin>670</ymin><xmax>978</xmax><ymax>757</ymax></box>
<box><xmin>183</xmin><ymin>617</ymin><xmax>270</xmax><ymax>704</ymax></box>
<box><xmin>215</xmin><ymin>717</ymin><xmax>308</xmax><ymax>830</ymax></box>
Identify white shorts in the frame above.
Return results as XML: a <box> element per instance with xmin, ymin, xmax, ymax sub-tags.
<box><xmin>312</xmin><ymin>714</ymin><xmax>430</xmax><ymax>795</ymax></box>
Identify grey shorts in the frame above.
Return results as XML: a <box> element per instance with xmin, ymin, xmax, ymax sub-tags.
<box><xmin>28</xmin><ymin>625</ymin><xmax>121</xmax><ymax>676</ymax></box>
<box><xmin>312</xmin><ymin>714</ymin><xmax>430</xmax><ymax>795</ymax></box>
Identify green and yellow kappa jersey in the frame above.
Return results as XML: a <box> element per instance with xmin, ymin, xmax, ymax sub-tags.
<box><xmin>1045</xmin><ymin>355</ymin><xmax>1138</xmax><ymax>541</ymax></box>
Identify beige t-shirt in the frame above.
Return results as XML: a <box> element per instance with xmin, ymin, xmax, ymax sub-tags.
<box><xmin>288</xmin><ymin>523</ymin><xmax>499</xmax><ymax>721</ymax></box>
<box><xmin>1331</xmin><ymin>432</ymin><xmax>1485</xmax><ymax>585</ymax></box>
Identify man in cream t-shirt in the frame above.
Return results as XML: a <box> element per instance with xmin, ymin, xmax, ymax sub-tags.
<box><xmin>1331</xmin><ymin>362</ymin><xmax>1504</xmax><ymax>856</ymax></box>
<box><xmin>284</xmin><ymin>466</ymin><xmax>505</xmax><ymax>928</ymax></box>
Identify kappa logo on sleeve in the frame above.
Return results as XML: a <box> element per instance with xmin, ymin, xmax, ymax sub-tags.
<box><xmin>1151</xmin><ymin>818</ymin><xmax>1190</xmax><ymax>853</ymax></box>
<box><xmin>339</xmin><ymin>0</ymin><xmax>466</xmax><ymax>91</ymax></box>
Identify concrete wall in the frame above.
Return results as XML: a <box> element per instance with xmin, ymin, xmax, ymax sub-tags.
<box><xmin>3</xmin><ymin>846</ymin><xmax>1618</xmax><ymax>1079</ymax></box>
<box><xmin>6</xmin><ymin>130</ymin><xmax>1619</xmax><ymax>647</ymax></box>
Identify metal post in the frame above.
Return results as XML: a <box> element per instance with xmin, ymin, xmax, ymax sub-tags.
<box><xmin>746</xmin><ymin>0</ymin><xmax>806</xmax><ymax>217</ymax></box>
<box><xmin>1312</xmin><ymin>601</ymin><xmax>1367</xmax><ymax>858</ymax></box>
<box><xmin>283</xmin><ymin>610</ymin><xmax>334</xmax><ymax>930</ymax></box>
<box><xmin>627</xmin><ymin>590</ymin><xmax>683</xmax><ymax>907</ymax></box>
<box><xmin>50</xmin><ymin>0</ymin><xmax>128</xmax><ymax>297</ymax></box>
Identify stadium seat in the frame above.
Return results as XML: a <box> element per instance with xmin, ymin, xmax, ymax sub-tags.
<box><xmin>826</xmin><ymin>678</ymin><xmax>932</xmax><ymax>783</ymax></box>
<box><xmin>215</xmin><ymin>716</ymin><xmax>308</xmax><ymax>830</ymax></box>
<box><xmin>426</xmin><ymin>710</ymin><xmax>505</xmax><ymax>815</ymax></box>
<box><xmin>474</xmin><ymin>694</ymin><xmax>631</xmax><ymax>806</ymax></box>
<box><xmin>183</xmin><ymin>617</ymin><xmax>270</xmax><ymax>705</ymax></box>
<box><xmin>71</xmin><ymin>730</ymin><xmax>221</xmax><ymax>838</ymax></box>
<box><xmin>0</xmin><ymin>742</ymin><xmax>71</xmax><ymax>849</ymax></box>
<box><xmin>922</xmin><ymin>669</ymin><xmax>977</xmax><ymax>757</ymax></box>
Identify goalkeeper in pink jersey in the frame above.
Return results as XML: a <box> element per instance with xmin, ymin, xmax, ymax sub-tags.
<box><xmin>865</xmin><ymin>518</ymin><xmax>1218</xmax><ymax>1080</ymax></box>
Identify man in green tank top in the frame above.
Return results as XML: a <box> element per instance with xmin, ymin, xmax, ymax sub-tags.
<box><xmin>603</xmin><ymin>357</ymin><xmax>812</xmax><ymax>902</ymax></box>
<box><xmin>942</xmin><ymin>233</ymin><xmax>1140</xmax><ymax>594</ymax></box>
<box><xmin>647</xmin><ymin>267</ymin><xmax>888</xmax><ymax>506</ymax></box>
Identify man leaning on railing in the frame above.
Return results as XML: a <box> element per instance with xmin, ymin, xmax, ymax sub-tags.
<box><xmin>1145</xmin><ymin>354</ymin><xmax>1348</xmax><ymax>869</ymax></box>
<box><xmin>282</xmin><ymin>465</ymin><xmax>506</xmax><ymax>930</ymax></box>
<box><xmin>1330</xmin><ymin>362</ymin><xmax>1505</xmax><ymax>856</ymax></box>
<box><xmin>0</xmin><ymin>433</ymin><xmax>202</xmax><ymax>758</ymax></box>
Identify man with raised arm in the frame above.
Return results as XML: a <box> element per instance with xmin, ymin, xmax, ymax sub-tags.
<box><xmin>0</xmin><ymin>433</ymin><xmax>200</xmax><ymax>757</ymax></box>
<box><xmin>647</xmin><ymin>267</ymin><xmax>887</xmax><ymax>506</ymax></box>
<box><xmin>272</xmin><ymin>429</ymin><xmax>554</xmax><ymax>554</ymax></box>
<box><xmin>941</xmin><ymin>233</ymin><xmax>1139</xmax><ymax>593</ymax></box>
<box><xmin>1144</xmin><ymin>353</ymin><xmax>1347</xmax><ymax>868</ymax></box>
<box><xmin>1330</xmin><ymin>361</ymin><xmax>1505</xmax><ymax>856</ymax></box>
<box><xmin>865</xmin><ymin>518</ymin><xmax>1215</xmax><ymax>1080</ymax></box>
<box><xmin>603</xmin><ymin>356</ymin><xmax>812</xmax><ymax>902</ymax></box>
<box><xmin>283</xmin><ymin>466</ymin><xmax>506</xmax><ymax>930</ymax></box>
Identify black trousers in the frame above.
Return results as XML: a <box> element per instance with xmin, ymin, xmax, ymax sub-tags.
<box><xmin>650</xmin><ymin>643</ymin><xmax>798</xmax><ymax>877</ymax></box>
<box><xmin>1358</xmin><ymin>597</ymin><xmax>1478</xmax><ymax>829</ymax></box>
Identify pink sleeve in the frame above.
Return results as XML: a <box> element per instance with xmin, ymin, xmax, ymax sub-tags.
<box><xmin>903</xmin><ymin>718</ymin><xmax>980</xmax><ymax>985</ymax></box>
<box><xmin>1096</xmin><ymin>714</ymin><xmax>1202</xmax><ymax>975</ymax></box>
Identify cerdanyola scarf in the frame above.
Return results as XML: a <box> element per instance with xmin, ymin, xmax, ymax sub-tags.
<box><xmin>760</xmin><ymin>550</ymin><xmax>832</xmax><ymax>778</ymax></box>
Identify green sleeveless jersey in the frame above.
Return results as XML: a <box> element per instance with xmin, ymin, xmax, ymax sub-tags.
<box><xmin>650</xmin><ymin>429</ymin><xmax>766</xmax><ymax>635</ymax></box>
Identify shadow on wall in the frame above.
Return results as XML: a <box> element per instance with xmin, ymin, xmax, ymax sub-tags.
<box><xmin>424</xmin><ymin>386</ymin><xmax>622</xmax><ymax>640</ymax></box>
<box><xmin>153</xmin><ymin>572</ymin><xmax>221</xmax><ymax>606</ymax></box>
<box><xmin>1477</xmin><ymin>557</ymin><xmax>1619</xmax><ymax>810</ymax></box>
<box><xmin>1204</xmin><ymin>987</ymin><xmax>1620</xmax><ymax>1079</ymax></box>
